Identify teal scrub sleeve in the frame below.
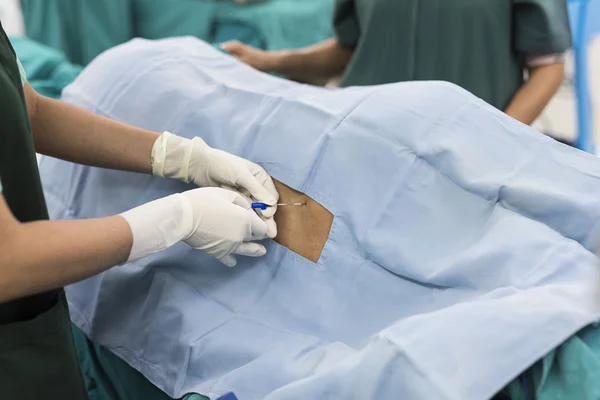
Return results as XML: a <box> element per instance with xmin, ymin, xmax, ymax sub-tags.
<box><xmin>333</xmin><ymin>0</ymin><xmax>360</xmax><ymax>49</ymax></box>
<box><xmin>9</xmin><ymin>36</ymin><xmax>84</xmax><ymax>99</ymax></box>
<box><xmin>512</xmin><ymin>0</ymin><xmax>572</xmax><ymax>55</ymax></box>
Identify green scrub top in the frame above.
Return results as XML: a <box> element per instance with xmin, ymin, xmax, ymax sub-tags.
<box><xmin>334</xmin><ymin>0</ymin><xmax>572</xmax><ymax>111</ymax></box>
<box><xmin>0</xmin><ymin>22</ymin><xmax>89</xmax><ymax>399</ymax></box>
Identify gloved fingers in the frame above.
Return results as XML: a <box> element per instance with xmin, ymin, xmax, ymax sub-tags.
<box><xmin>259</xmin><ymin>202</ymin><xmax>277</xmax><ymax>219</ymax></box>
<box><xmin>247</xmin><ymin>210</ymin><xmax>268</xmax><ymax>240</ymax></box>
<box><xmin>237</xmin><ymin>187</ymin><xmax>277</xmax><ymax>220</ymax></box>
<box><xmin>223</xmin><ymin>189</ymin><xmax>253</xmax><ymax>210</ymax></box>
<box><xmin>215</xmin><ymin>190</ymin><xmax>268</xmax><ymax>239</ymax></box>
<box><xmin>247</xmin><ymin>163</ymin><xmax>279</xmax><ymax>219</ymax></box>
<box><xmin>235</xmin><ymin>171</ymin><xmax>278</xmax><ymax>212</ymax></box>
<box><xmin>232</xmin><ymin>242</ymin><xmax>267</xmax><ymax>258</ymax></box>
<box><xmin>249</xmin><ymin>163</ymin><xmax>279</xmax><ymax>200</ymax></box>
<box><xmin>235</xmin><ymin>191</ymin><xmax>277</xmax><ymax>238</ymax></box>
<box><xmin>231</xmin><ymin>187</ymin><xmax>252</xmax><ymax>203</ymax></box>
<box><xmin>220</xmin><ymin>167</ymin><xmax>278</xmax><ymax>219</ymax></box>
<box><xmin>264</xmin><ymin>217</ymin><xmax>277</xmax><ymax>239</ymax></box>
<box><xmin>219</xmin><ymin>254</ymin><xmax>238</xmax><ymax>268</ymax></box>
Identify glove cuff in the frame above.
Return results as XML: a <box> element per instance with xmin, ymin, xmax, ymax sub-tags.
<box><xmin>151</xmin><ymin>131</ymin><xmax>196</xmax><ymax>182</ymax></box>
<box><xmin>120</xmin><ymin>193</ymin><xmax>194</xmax><ymax>262</ymax></box>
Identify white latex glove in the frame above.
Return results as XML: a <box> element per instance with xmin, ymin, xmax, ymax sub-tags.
<box><xmin>151</xmin><ymin>132</ymin><xmax>278</xmax><ymax>237</ymax></box>
<box><xmin>120</xmin><ymin>187</ymin><xmax>268</xmax><ymax>267</ymax></box>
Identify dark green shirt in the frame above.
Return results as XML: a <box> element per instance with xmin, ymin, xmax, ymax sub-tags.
<box><xmin>0</xmin><ymin>22</ymin><xmax>89</xmax><ymax>399</ymax></box>
<box><xmin>334</xmin><ymin>0</ymin><xmax>572</xmax><ymax>111</ymax></box>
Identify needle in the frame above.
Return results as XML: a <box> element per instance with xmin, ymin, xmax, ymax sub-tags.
<box><xmin>251</xmin><ymin>202</ymin><xmax>306</xmax><ymax>210</ymax></box>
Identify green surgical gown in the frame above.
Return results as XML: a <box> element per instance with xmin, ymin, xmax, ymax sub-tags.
<box><xmin>334</xmin><ymin>0</ymin><xmax>572</xmax><ymax>111</ymax></box>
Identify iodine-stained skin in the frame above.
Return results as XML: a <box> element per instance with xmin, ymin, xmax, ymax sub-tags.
<box><xmin>272</xmin><ymin>180</ymin><xmax>333</xmax><ymax>263</ymax></box>
<box><xmin>39</xmin><ymin>37</ymin><xmax>600</xmax><ymax>400</ymax></box>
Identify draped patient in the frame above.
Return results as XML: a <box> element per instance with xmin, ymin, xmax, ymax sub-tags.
<box><xmin>39</xmin><ymin>37</ymin><xmax>600</xmax><ymax>400</ymax></box>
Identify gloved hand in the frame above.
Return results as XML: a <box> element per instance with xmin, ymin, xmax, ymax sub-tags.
<box><xmin>151</xmin><ymin>132</ymin><xmax>278</xmax><ymax>237</ymax></box>
<box><xmin>120</xmin><ymin>187</ymin><xmax>268</xmax><ymax>267</ymax></box>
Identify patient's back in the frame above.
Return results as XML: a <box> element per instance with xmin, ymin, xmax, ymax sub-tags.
<box><xmin>41</xmin><ymin>37</ymin><xmax>600</xmax><ymax>400</ymax></box>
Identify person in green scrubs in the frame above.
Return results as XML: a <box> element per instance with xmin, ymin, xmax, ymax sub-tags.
<box><xmin>222</xmin><ymin>0</ymin><xmax>572</xmax><ymax>125</ymax></box>
<box><xmin>0</xmin><ymin>20</ymin><xmax>279</xmax><ymax>399</ymax></box>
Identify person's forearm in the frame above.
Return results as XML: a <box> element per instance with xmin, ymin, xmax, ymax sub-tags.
<box><xmin>29</xmin><ymin>87</ymin><xmax>159</xmax><ymax>173</ymax></box>
<box><xmin>505</xmin><ymin>63</ymin><xmax>565</xmax><ymax>125</ymax></box>
<box><xmin>0</xmin><ymin>215</ymin><xmax>132</xmax><ymax>303</ymax></box>
<box><xmin>272</xmin><ymin>38</ymin><xmax>353</xmax><ymax>84</ymax></box>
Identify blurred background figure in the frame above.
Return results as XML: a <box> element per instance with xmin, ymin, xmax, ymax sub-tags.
<box><xmin>0</xmin><ymin>0</ymin><xmax>336</xmax><ymax>100</ymax></box>
<box><xmin>223</xmin><ymin>0</ymin><xmax>572</xmax><ymax>126</ymax></box>
<box><xmin>18</xmin><ymin>0</ymin><xmax>335</xmax><ymax>66</ymax></box>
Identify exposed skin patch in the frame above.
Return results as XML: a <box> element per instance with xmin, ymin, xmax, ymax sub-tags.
<box><xmin>272</xmin><ymin>180</ymin><xmax>333</xmax><ymax>263</ymax></box>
